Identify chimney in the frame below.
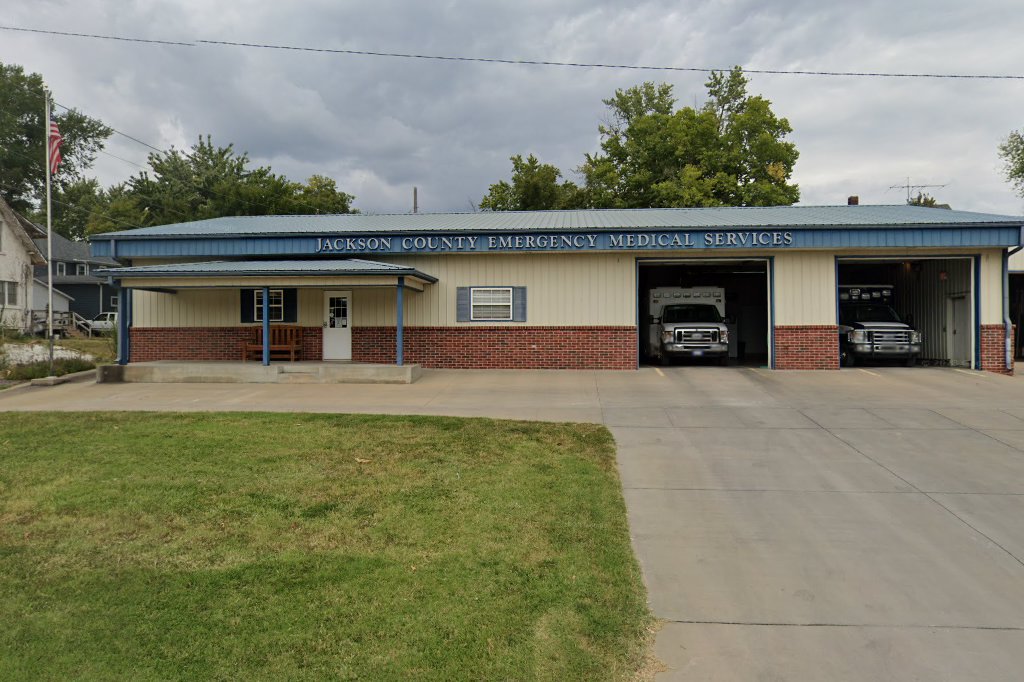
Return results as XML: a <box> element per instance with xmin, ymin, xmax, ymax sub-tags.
<box><xmin>847</xmin><ymin>195</ymin><xmax>859</xmax><ymax>206</ymax></box>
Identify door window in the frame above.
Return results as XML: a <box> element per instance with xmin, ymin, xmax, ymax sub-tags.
<box><xmin>328</xmin><ymin>296</ymin><xmax>348</xmax><ymax>328</ymax></box>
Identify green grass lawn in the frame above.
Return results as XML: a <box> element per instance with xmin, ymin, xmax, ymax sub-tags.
<box><xmin>0</xmin><ymin>413</ymin><xmax>652</xmax><ymax>680</ymax></box>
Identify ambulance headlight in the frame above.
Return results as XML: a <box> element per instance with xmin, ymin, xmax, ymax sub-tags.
<box><xmin>848</xmin><ymin>330</ymin><xmax>868</xmax><ymax>344</ymax></box>
<box><xmin>909</xmin><ymin>331</ymin><xmax>922</xmax><ymax>344</ymax></box>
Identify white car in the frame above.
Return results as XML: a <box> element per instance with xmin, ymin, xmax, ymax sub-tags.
<box><xmin>90</xmin><ymin>312</ymin><xmax>117</xmax><ymax>333</ymax></box>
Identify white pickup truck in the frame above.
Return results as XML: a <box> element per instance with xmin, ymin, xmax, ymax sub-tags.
<box><xmin>89</xmin><ymin>312</ymin><xmax>117</xmax><ymax>334</ymax></box>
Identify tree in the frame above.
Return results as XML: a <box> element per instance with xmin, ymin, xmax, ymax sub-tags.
<box><xmin>479</xmin><ymin>154</ymin><xmax>584</xmax><ymax>211</ymax></box>
<box><xmin>85</xmin><ymin>136</ymin><xmax>356</xmax><ymax>235</ymax></box>
<box><xmin>0</xmin><ymin>62</ymin><xmax>112</xmax><ymax>214</ymax></box>
<box><xmin>37</xmin><ymin>178</ymin><xmax>106</xmax><ymax>240</ymax></box>
<box><xmin>580</xmin><ymin>67</ymin><xmax>799</xmax><ymax>208</ymax></box>
<box><xmin>908</xmin><ymin>192</ymin><xmax>938</xmax><ymax>207</ymax></box>
<box><xmin>999</xmin><ymin>130</ymin><xmax>1024</xmax><ymax>197</ymax></box>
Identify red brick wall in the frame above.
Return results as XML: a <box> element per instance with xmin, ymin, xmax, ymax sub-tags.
<box><xmin>129</xmin><ymin>325</ymin><xmax>636</xmax><ymax>369</ymax></box>
<box><xmin>353</xmin><ymin>326</ymin><xmax>637</xmax><ymax>369</ymax></box>
<box><xmin>302</xmin><ymin>327</ymin><xmax>323</xmax><ymax>361</ymax></box>
<box><xmin>129</xmin><ymin>327</ymin><xmax>322</xmax><ymax>362</ymax></box>
<box><xmin>980</xmin><ymin>324</ymin><xmax>1015</xmax><ymax>375</ymax></box>
<box><xmin>774</xmin><ymin>325</ymin><xmax>839</xmax><ymax>370</ymax></box>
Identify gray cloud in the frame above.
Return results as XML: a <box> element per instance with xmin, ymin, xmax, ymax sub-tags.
<box><xmin>3</xmin><ymin>0</ymin><xmax>1023</xmax><ymax>216</ymax></box>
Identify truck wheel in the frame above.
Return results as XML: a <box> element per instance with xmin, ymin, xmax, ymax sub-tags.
<box><xmin>718</xmin><ymin>356</ymin><xmax>729</xmax><ymax>366</ymax></box>
<box><xmin>657</xmin><ymin>355</ymin><xmax>669</xmax><ymax>367</ymax></box>
<box><xmin>841</xmin><ymin>351</ymin><xmax>855</xmax><ymax>367</ymax></box>
<box><xmin>904</xmin><ymin>357</ymin><xmax>916</xmax><ymax>367</ymax></box>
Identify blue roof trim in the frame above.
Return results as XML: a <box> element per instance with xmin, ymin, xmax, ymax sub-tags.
<box><xmin>89</xmin><ymin>226</ymin><xmax>1022</xmax><ymax>260</ymax></box>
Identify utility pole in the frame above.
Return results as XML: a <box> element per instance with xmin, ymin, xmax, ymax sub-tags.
<box><xmin>889</xmin><ymin>177</ymin><xmax>947</xmax><ymax>204</ymax></box>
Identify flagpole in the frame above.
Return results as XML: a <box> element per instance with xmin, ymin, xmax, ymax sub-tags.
<box><xmin>45</xmin><ymin>90</ymin><xmax>55</xmax><ymax>376</ymax></box>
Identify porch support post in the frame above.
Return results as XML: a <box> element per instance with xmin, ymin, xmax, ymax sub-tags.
<box><xmin>126</xmin><ymin>288</ymin><xmax>133</xmax><ymax>363</ymax></box>
<box><xmin>396</xmin><ymin>277</ymin><xmax>405</xmax><ymax>366</ymax></box>
<box><xmin>117</xmin><ymin>285</ymin><xmax>131</xmax><ymax>365</ymax></box>
<box><xmin>262</xmin><ymin>286</ymin><xmax>270</xmax><ymax>366</ymax></box>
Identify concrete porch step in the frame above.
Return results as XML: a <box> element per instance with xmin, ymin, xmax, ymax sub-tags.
<box><xmin>97</xmin><ymin>361</ymin><xmax>422</xmax><ymax>384</ymax></box>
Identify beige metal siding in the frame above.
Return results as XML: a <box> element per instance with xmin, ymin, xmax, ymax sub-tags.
<box><xmin>1011</xmin><ymin>249</ymin><xmax>1024</xmax><ymax>273</ymax></box>
<box><xmin>134</xmin><ymin>288</ymin><xmax>328</xmax><ymax>327</ymax></box>
<box><xmin>133</xmin><ymin>289</ymin><xmax>240</xmax><ymax>327</ymax></box>
<box><xmin>980</xmin><ymin>250</ymin><xmax>1004</xmax><ymax>324</ymax></box>
<box><xmin>353</xmin><ymin>253</ymin><xmax>635</xmax><ymax>326</ymax></box>
<box><xmin>773</xmin><ymin>252</ymin><xmax>836</xmax><ymax>325</ymax></box>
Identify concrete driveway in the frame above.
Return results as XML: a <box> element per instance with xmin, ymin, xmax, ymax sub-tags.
<box><xmin>4</xmin><ymin>366</ymin><xmax>1024</xmax><ymax>679</ymax></box>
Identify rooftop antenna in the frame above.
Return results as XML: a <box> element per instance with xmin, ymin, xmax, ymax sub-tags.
<box><xmin>888</xmin><ymin>177</ymin><xmax>947</xmax><ymax>203</ymax></box>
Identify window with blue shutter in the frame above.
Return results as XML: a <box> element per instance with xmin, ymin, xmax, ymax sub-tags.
<box><xmin>240</xmin><ymin>288</ymin><xmax>298</xmax><ymax>323</ymax></box>
<box><xmin>457</xmin><ymin>286</ymin><xmax>526</xmax><ymax>322</ymax></box>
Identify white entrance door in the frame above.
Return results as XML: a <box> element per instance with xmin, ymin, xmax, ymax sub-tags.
<box><xmin>947</xmin><ymin>295</ymin><xmax>971</xmax><ymax>367</ymax></box>
<box><xmin>323</xmin><ymin>291</ymin><xmax>352</xmax><ymax>360</ymax></box>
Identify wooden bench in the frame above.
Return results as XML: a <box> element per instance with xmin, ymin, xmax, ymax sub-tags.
<box><xmin>242</xmin><ymin>325</ymin><xmax>303</xmax><ymax>361</ymax></box>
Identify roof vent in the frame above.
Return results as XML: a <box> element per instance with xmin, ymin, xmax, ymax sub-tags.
<box><xmin>847</xmin><ymin>195</ymin><xmax>859</xmax><ymax>206</ymax></box>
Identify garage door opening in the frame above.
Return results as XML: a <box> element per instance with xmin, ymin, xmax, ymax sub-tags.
<box><xmin>638</xmin><ymin>260</ymin><xmax>769</xmax><ymax>366</ymax></box>
<box><xmin>837</xmin><ymin>258</ymin><xmax>974</xmax><ymax>368</ymax></box>
<box><xmin>1011</xmin><ymin>273</ymin><xmax>1024</xmax><ymax>360</ymax></box>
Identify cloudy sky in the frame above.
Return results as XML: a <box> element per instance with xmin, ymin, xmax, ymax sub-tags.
<box><xmin>3</xmin><ymin>0</ymin><xmax>1024</xmax><ymax>216</ymax></box>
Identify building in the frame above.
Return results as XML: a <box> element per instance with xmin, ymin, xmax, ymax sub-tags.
<box><xmin>32</xmin><ymin>231</ymin><xmax>119</xmax><ymax>321</ymax></box>
<box><xmin>90</xmin><ymin>204</ymin><xmax>1023</xmax><ymax>373</ymax></box>
<box><xmin>0</xmin><ymin>196</ymin><xmax>45</xmax><ymax>334</ymax></box>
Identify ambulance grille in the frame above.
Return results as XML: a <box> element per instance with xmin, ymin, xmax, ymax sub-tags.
<box><xmin>676</xmin><ymin>328</ymin><xmax>719</xmax><ymax>344</ymax></box>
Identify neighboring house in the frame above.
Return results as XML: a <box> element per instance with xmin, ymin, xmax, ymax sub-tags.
<box><xmin>31</xmin><ymin>278</ymin><xmax>73</xmax><ymax>313</ymax></box>
<box><xmin>33</xmin><ymin>230</ymin><xmax>119</xmax><ymax>320</ymax></box>
<box><xmin>0</xmin><ymin>196</ymin><xmax>46</xmax><ymax>333</ymax></box>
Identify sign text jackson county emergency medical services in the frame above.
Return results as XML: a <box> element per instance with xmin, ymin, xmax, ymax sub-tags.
<box><xmin>315</xmin><ymin>230</ymin><xmax>795</xmax><ymax>254</ymax></box>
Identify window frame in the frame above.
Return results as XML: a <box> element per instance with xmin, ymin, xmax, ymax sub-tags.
<box><xmin>4</xmin><ymin>281</ymin><xmax>17</xmax><ymax>306</ymax></box>
<box><xmin>56</xmin><ymin>262</ymin><xmax>66</xmax><ymax>277</ymax></box>
<box><xmin>254</xmin><ymin>288</ymin><xmax>285</xmax><ymax>323</ymax></box>
<box><xmin>110</xmin><ymin>296</ymin><xmax>119</xmax><ymax>310</ymax></box>
<box><xmin>76</xmin><ymin>263</ymin><xmax>88</xmax><ymax>276</ymax></box>
<box><xmin>470</xmin><ymin>286</ymin><xmax>514</xmax><ymax>322</ymax></box>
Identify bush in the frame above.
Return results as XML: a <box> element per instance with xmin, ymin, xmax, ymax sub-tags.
<box><xmin>5</xmin><ymin>357</ymin><xmax>96</xmax><ymax>381</ymax></box>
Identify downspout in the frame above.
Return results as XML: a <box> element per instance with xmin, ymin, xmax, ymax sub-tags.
<box><xmin>1006</xmin><ymin>246</ymin><xmax>1022</xmax><ymax>371</ymax></box>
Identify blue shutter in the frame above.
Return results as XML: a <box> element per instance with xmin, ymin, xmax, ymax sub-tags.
<box><xmin>283</xmin><ymin>288</ymin><xmax>298</xmax><ymax>323</ymax></box>
<box><xmin>456</xmin><ymin>287</ymin><xmax>471</xmax><ymax>322</ymax></box>
<box><xmin>240</xmin><ymin>289</ymin><xmax>255</xmax><ymax>323</ymax></box>
<box><xmin>512</xmin><ymin>287</ymin><xmax>527</xmax><ymax>322</ymax></box>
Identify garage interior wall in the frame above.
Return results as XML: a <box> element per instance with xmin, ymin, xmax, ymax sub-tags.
<box><xmin>892</xmin><ymin>259</ymin><xmax>971</xmax><ymax>362</ymax></box>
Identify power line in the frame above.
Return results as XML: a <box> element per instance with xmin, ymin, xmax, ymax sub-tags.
<box><xmin>2</xmin><ymin>23</ymin><xmax>1023</xmax><ymax>81</ymax></box>
<box><xmin>96</xmin><ymin>148</ymin><xmax>149</xmax><ymax>169</ymax></box>
<box><xmin>0</xmin><ymin>25</ymin><xmax>192</xmax><ymax>47</ymax></box>
<box><xmin>198</xmin><ymin>39</ymin><xmax>1024</xmax><ymax>80</ymax></box>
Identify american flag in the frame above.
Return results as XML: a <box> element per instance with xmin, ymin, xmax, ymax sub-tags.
<box><xmin>48</xmin><ymin>120</ymin><xmax>62</xmax><ymax>175</ymax></box>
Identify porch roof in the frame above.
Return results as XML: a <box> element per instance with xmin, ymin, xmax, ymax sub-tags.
<box><xmin>97</xmin><ymin>258</ymin><xmax>437</xmax><ymax>282</ymax></box>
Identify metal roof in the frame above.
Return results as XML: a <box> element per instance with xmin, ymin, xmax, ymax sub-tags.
<box><xmin>93</xmin><ymin>205</ymin><xmax>1024</xmax><ymax>240</ymax></box>
<box><xmin>97</xmin><ymin>258</ymin><xmax>438</xmax><ymax>282</ymax></box>
<box><xmin>34</xmin><ymin>232</ymin><xmax>118</xmax><ymax>265</ymax></box>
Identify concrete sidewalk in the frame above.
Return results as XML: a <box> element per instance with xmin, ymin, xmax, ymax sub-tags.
<box><xmin>4</xmin><ymin>366</ymin><xmax>1024</xmax><ymax>679</ymax></box>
